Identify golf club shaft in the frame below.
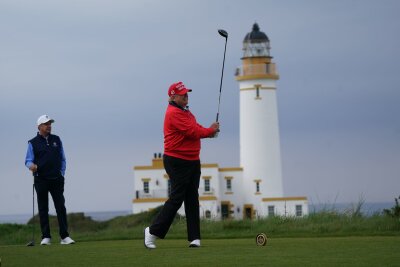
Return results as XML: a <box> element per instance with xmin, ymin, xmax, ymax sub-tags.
<box><xmin>216</xmin><ymin>38</ymin><xmax>227</xmax><ymax>123</ymax></box>
<box><xmin>27</xmin><ymin>178</ymin><xmax>35</xmax><ymax>246</ymax></box>
<box><xmin>30</xmin><ymin>177</ymin><xmax>35</xmax><ymax>245</ymax></box>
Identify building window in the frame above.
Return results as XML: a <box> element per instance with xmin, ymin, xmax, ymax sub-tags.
<box><xmin>256</xmin><ymin>182</ymin><xmax>260</xmax><ymax>193</ymax></box>
<box><xmin>268</xmin><ymin>205</ymin><xmax>275</xmax><ymax>216</ymax></box>
<box><xmin>204</xmin><ymin>179</ymin><xmax>210</xmax><ymax>192</ymax></box>
<box><xmin>143</xmin><ymin>181</ymin><xmax>149</xmax><ymax>194</ymax></box>
<box><xmin>296</xmin><ymin>205</ymin><xmax>303</xmax><ymax>217</ymax></box>
<box><xmin>226</xmin><ymin>179</ymin><xmax>232</xmax><ymax>191</ymax></box>
<box><xmin>255</xmin><ymin>84</ymin><xmax>262</xmax><ymax>99</ymax></box>
<box><xmin>205</xmin><ymin>210</ymin><xmax>211</xmax><ymax>219</ymax></box>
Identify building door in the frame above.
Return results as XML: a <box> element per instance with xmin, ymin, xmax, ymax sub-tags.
<box><xmin>221</xmin><ymin>203</ymin><xmax>229</xmax><ymax>219</ymax></box>
<box><xmin>243</xmin><ymin>204</ymin><xmax>253</xmax><ymax>219</ymax></box>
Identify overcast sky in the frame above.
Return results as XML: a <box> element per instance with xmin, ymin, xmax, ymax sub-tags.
<box><xmin>1</xmin><ymin>0</ymin><xmax>399</xmax><ymax>215</ymax></box>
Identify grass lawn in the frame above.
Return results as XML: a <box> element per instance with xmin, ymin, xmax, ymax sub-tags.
<box><xmin>1</xmin><ymin>236</ymin><xmax>399</xmax><ymax>267</ymax></box>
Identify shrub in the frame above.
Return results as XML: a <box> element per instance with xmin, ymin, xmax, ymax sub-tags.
<box><xmin>383</xmin><ymin>195</ymin><xmax>400</xmax><ymax>218</ymax></box>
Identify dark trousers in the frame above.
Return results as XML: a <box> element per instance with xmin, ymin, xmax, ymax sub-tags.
<box><xmin>34</xmin><ymin>177</ymin><xmax>69</xmax><ymax>239</ymax></box>
<box><xmin>150</xmin><ymin>155</ymin><xmax>201</xmax><ymax>241</ymax></box>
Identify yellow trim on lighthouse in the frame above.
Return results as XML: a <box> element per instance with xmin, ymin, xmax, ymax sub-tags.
<box><xmin>236</xmin><ymin>74</ymin><xmax>279</xmax><ymax>81</ymax></box>
<box><xmin>240</xmin><ymin>86</ymin><xmax>276</xmax><ymax>91</ymax></box>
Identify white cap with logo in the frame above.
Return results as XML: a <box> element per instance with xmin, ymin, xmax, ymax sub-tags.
<box><xmin>37</xmin><ymin>115</ymin><xmax>55</xmax><ymax>126</ymax></box>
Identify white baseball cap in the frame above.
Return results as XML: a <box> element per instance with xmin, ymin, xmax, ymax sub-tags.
<box><xmin>37</xmin><ymin>115</ymin><xmax>55</xmax><ymax>126</ymax></box>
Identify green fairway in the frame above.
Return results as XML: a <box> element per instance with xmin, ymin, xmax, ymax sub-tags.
<box><xmin>0</xmin><ymin>236</ymin><xmax>399</xmax><ymax>267</ymax></box>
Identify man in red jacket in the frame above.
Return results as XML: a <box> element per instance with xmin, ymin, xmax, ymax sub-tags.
<box><xmin>144</xmin><ymin>81</ymin><xmax>219</xmax><ymax>249</ymax></box>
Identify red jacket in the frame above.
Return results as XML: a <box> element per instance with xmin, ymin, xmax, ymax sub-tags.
<box><xmin>164</xmin><ymin>102</ymin><xmax>215</xmax><ymax>160</ymax></box>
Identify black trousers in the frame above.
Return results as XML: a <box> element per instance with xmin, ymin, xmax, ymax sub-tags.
<box><xmin>150</xmin><ymin>155</ymin><xmax>201</xmax><ymax>241</ymax></box>
<box><xmin>34</xmin><ymin>176</ymin><xmax>69</xmax><ymax>239</ymax></box>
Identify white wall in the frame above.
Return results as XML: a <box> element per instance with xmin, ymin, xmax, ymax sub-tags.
<box><xmin>261</xmin><ymin>200</ymin><xmax>309</xmax><ymax>217</ymax></box>
<box><xmin>239</xmin><ymin>79</ymin><xmax>284</xmax><ymax>201</ymax></box>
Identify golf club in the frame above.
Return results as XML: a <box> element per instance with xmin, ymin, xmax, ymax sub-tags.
<box><xmin>216</xmin><ymin>29</ymin><xmax>228</xmax><ymax>123</ymax></box>
<box><xmin>26</xmin><ymin>176</ymin><xmax>35</xmax><ymax>247</ymax></box>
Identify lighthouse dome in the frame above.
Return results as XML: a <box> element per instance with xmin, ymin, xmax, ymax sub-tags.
<box><xmin>242</xmin><ymin>23</ymin><xmax>271</xmax><ymax>58</ymax></box>
<box><xmin>243</xmin><ymin>23</ymin><xmax>269</xmax><ymax>43</ymax></box>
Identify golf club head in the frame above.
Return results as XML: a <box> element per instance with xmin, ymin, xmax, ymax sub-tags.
<box><xmin>26</xmin><ymin>241</ymin><xmax>35</xmax><ymax>246</ymax></box>
<box><xmin>218</xmin><ymin>29</ymin><xmax>228</xmax><ymax>38</ymax></box>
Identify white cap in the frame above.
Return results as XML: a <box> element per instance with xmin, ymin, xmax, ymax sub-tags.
<box><xmin>37</xmin><ymin>115</ymin><xmax>55</xmax><ymax>126</ymax></box>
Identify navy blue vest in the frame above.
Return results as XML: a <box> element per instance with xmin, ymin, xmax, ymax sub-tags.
<box><xmin>29</xmin><ymin>133</ymin><xmax>63</xmax><ymax>179</ymax></box>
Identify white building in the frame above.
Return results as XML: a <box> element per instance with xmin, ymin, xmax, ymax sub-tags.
<box><xmin>132</xmin><ymin>23</ymin><xmax>308</xmax><ymax>219</ymax></box>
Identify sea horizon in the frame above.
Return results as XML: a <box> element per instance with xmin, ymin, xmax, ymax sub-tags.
<box><xmin>0</xmin><ymin>201</ymin><xmax>395</xmax><ymax>224</ymax></box>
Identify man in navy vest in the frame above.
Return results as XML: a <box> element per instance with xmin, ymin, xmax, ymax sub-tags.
<box><xmin>25</xmin><ymin>115</ymin><xmax>75</xmax><ymax>245</ymax></box>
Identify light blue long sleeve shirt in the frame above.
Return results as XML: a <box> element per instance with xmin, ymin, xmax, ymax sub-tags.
<box><xmin>25</xmin><ymin>140</ymin><xmax>66</xmax><ymax>177</ymax></box>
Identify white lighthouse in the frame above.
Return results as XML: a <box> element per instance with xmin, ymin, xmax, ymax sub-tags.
<box><xmin>236</xmin><ymin>23</ymin><xmax>307</xmax><ymax>218</ymax></box>
<box><xmin>132</xmin><ymin>23</ymin><xmax>308</xmax><ymax>219</ymax></box>
<box><xmin>237</xmin><ymin>23</ymin><xmax>283</xmax><ymax>202</ymax></box>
